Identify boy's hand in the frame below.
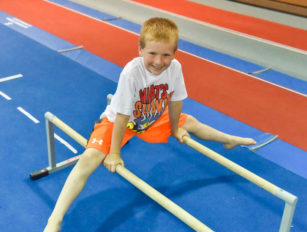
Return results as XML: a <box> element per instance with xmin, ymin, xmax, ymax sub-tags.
<box><xmin>104</xmin><ymin>153</ymin><xmax>124</xmax><ymax>173</ymax></box>
<box><xmin>173</xmin><ymin>127</ymin><xmax>190</xmax><ymax>144</ymax></box>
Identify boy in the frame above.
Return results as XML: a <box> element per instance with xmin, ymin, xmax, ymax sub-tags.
<box><xmin>44</xmin><ymin>17</ymin><xmax>255</xmax><ymax>231</ymax></box>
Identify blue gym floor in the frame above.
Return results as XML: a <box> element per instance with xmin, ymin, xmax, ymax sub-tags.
<box><xmin>0</xmin><ymin>3</ymin><xmax>307</xmax><ymax>232</ymax></box>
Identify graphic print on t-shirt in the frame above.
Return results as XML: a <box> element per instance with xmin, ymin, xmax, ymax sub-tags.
<box><xmin>128</xmin><ymin>83</ymin><xmax>173</xmax><ymax>133</ymax></box>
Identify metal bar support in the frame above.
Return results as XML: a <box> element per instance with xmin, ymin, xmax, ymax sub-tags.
<box><xmin>183</xmin><ymin>136</ymin><xmax>298</xmax><ymax>232</ymax></box>
<box><xmin>46</xmin><ymin>116</ymin><xmax>56</xmax><ymax>169</ymax></box>
<box><xmin>30</xmin><ymin>112</ymin><xmax>213</xmax><ymax>232</ymax></box>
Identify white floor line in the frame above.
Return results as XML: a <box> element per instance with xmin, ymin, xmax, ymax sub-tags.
<box><xmin>11</xmin><ymin>17</ymin><xmax>32</xmax><ymax>28</ymax></box>
<box><xmin>0</xmin><ymin>74</ymin><xmax>23</xmax><ymax>83</ymax></box>
<box><xmin>0</xmin><ymin>91</ymin><xmax>12</xmax><ymax>100</ymax></box>
<box><xmin>6</xmin><ymin>17</ymin><xmax>31</xmax><ymax>28</ymax></box>
<box><xmin>54</xmin><ymin>133</ymin><xmax>78</xmax><ymax>154</ymax></box>
<box><xmin>17</xmin><ymin>107</ymin><xmax>40</xmax><ymax>124</ymax></box>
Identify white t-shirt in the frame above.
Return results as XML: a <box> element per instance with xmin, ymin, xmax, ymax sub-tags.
<box><xmin>102</xmin><ymin>57</ymin><xmax>188</xmax><ymax>133</ymax></box>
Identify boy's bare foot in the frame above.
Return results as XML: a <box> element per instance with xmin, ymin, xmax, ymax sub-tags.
<box><xmin>224</xmin><ymin>136</ymin><xmax>256</xmax><ymax>150</ymax></box>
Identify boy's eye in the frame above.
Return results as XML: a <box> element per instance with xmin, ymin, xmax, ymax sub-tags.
<box><xmin>148</xmin><ymin>52</ymin><xmax>171</xmax><ymax>57</ymax></box>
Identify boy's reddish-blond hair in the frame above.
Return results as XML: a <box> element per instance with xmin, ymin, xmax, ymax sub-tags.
<box><xmin>139</xmin><ymin>17</ymin><xmax>178</xmax><ymax>51</ymax></box>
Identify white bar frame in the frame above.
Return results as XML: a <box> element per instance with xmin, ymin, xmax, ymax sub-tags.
<box><xmin>183</xmin><ymin>137</ymin><xmax>298</xmax><ymax>232</ymax></box>
<box><xmin>30</xmin><ymin>112</ymin><xmax>213</xmax><ymax>232</ymax></box>
<box><xmin>30</xmin><ymin>111</ymin><xmax>298</xmax><ymax>232</ymax></box>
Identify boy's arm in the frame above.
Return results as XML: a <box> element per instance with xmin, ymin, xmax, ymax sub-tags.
<box><xmin>104</xmin><ymin>113</ymin><xmax>130</xmax><ymax>172</ymax></box>
<box><xmin>168</xmin><ymin>101</ymin><xmax>189</xmax><ymax>143</ymax></box>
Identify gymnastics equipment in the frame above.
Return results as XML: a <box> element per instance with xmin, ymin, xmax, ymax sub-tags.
<box><xmin>30</xmin><ymin>112</ymin><xmax>297</xmax><ymax>232</ymax></box>
<box><xmin>30</xmin><ymin>112</ymin><xmax>213</xmax><ymax>232</ymax></box>
<box><xmin>183</xmin><ymin>136</ymin><xmax>297</xmax><ymax>232</ymax></box>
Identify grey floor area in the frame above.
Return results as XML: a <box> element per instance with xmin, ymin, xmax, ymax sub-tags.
<box><xmin>71</xmin><ymin>0</ymin><xmax>307</xmax><ymax>81</ymax></box>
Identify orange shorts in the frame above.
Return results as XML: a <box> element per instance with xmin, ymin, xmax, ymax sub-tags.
<box><xmin>86</xmin><ymin>108</ymin><xmax>188</xmax><ymax>155</ymax></box>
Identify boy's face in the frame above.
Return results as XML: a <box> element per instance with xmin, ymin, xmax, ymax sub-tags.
<box><xmin>139</xmin><ymin>40</ymin><xmax>176</xmax><ymax>75</ymax></box>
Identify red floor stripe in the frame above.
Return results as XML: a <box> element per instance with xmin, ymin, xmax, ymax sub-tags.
<box><xmin>133</xmin><ymin>0</ymin><xmax>307</xmax><ymax>51</ymax></box>
<box><xmin>0</xmin><ymin>0</ymin><xmax>138</xmax><ymax>67</ymax></box>
<box><xmin>177</xmin><ymin>51</ymin><xmax>307</xmax><ymax>150</ymax></box>
<box><xmin>1</xmin><ymin>0</ymin><xmax>306</xmax><ymax>150</ymax></box>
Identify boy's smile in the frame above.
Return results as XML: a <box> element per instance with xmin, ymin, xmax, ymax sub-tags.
<box><xmin>139</xmin><ymin>40</ymin><xmax>176</xmax><ymax>75</ymax></box>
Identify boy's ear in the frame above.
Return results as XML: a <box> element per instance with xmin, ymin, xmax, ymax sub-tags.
<box><xmin>138</xmin><ymin>45</ymin><xmax>142</xmax><ymax>56</ymax></box>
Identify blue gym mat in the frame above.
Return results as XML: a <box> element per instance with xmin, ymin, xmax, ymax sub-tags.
<box><xmin>0</xmin><ymin>16</ymin><xmax>306</xmax><ymax>232</ymax></box>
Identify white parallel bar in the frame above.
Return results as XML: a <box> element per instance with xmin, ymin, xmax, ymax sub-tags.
<box><xmin>39</xmin><ymin>111</ymin><xmax>297</xmax><ymax>231</ymax></box>
<box><xmin>116</xmin><ymin>165</ymin><xmax>214</xmax><ymax>232</ymax></box>
<box><xmin>183</xmin><ymin>137</ymin><xmax>294</xmax><ymax>200</ymax></box>
<box><xmin>17</xmin><ymin>107</ymin><xmax>40</xmax><ymax>124</ymax></box>
<box><xmin>44</xmin><ymin>112</ymin><xmax>213</xmax><ymax>232</ymax></box>
<box><xmin>54</xmin><ymin>133</ymin><xmax>78</xmax><ymax>154</ymax></box>
<box><xmin>0</xmin><ymin>74</ymin><xmax>23</xmax><ymax>82</ymax></box>
<box><xmin>0</xmin><ymin>91</ymin><xmax>12</xmax><ymax>100</ymax></box>
<box><xmin>183</xmin><ymin>136</ymin><xmax>298</xmax><ymax>232</ymax></box>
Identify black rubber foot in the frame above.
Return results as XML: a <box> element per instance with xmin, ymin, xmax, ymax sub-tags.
<box><xmin>30</xmin><ymin>168</ymin><xmax>49</xmax><ymax>180</ymax></box>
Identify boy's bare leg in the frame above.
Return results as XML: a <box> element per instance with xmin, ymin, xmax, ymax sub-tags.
<box><xmin>182</xmin><ymin>115</ymin><xmax>256</xmax><ymax>149</ymax></box>
<box><xmin>44</xmin><ymin>148</ymin><xmax>106</xmax><ymax>232</ymax></box>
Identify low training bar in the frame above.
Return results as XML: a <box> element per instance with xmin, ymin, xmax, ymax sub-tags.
<box><xmin>182</xmin><ymin>137</ymin><xmax>297</xmax><ymax>204</ymax></box>
<box><xmin>43</xmin><ymin>112</ymin><xmax>213</xmax><ymax>232</ymax></box>
<box><xmin>183</xmin><ymin>136</ymin><xmax>298</xmax><ymax>232</ymax></box>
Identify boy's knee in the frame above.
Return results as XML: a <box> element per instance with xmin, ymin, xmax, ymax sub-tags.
<box><xmin>182</xmin><ymin>115</ymin><xmax>199</xmax><ymax>132</ymax></box>
<box><xmin>79</xmin><ymin>148</ymin><xmax>105</xmax><ymax>166</ymax></box>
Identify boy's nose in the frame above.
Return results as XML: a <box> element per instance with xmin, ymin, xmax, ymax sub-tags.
<box><xmin>153</xmin><ymin>55</ymin><xmax>163</xmax><ymax>65</ymax></box>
